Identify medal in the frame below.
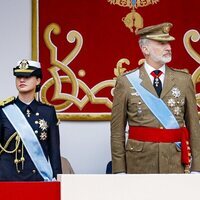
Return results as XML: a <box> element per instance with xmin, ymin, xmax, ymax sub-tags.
<box><xmin>26</xmin><ymin>109</ymin><xmax>31</xmax><ymax>117</ymax></box>
<box><xmin>167</xmin><ymin>98</ymin><xmax>176</xmax><ymax>107</ymax></box>
<box><xmin>173</xmin><ymin>106</ymin><xmax>181</xmax><ymax>115</ymax></box>
<box><xmin>40</xmin><ymin>132</ymin><xmax>47</xmax><ymax>140</ymax></box>
<box><xmin>171</xmin><ymin>87</ymin><xmax>181</xmax><ymax>98</ymax></box>
<box><xmin>155</xmin><ymin>77</ymin><xmax>160</xmax><ymax>87</ymax></box>
<box><xmin>38</xmin><ymin>119</ymin><xmax>48</xmax><ymax>131</ymax></box>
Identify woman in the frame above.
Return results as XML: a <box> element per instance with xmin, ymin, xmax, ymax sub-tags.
<box><xmin>0</xmin><ymin>59</ymin><xmax>62</xmax><ymax>181</ymax></box>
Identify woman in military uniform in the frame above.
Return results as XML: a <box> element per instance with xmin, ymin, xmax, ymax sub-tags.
<box><xmin>0</xmin><ymin>59</ymin><xmax>62</xmax><ymax>181</ymax></box>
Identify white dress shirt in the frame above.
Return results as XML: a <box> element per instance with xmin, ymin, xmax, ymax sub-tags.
<box><xmin>144</xmin><ymin>62</ymin><xmax>165</xmax><ymax>87</ymax></box>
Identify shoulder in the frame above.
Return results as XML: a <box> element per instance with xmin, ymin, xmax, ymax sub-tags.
<box><xmin>123</xmin><ymin>67</ymin><xmax>139</xmax><ymax>76</ymax></box>
<box><xmin>38</xmin><ymin>101</ymin><xmax>55</xmax><ymax>109</ymax></box>
<box><xmin>114</xmin><ymin>68</ymin><xmax>139</xmax><ymax>90</ymax></box>
<box><xmin>37</xmin><ymin>102</ymin><xmax>58</xmax><ymax>122</ymax></box>
<box><xmin>169</xmin><ymin>67</ymin><xmax>191</xmax><ymax>81</ymax></box>
<box><xmin>170</xmin><ymin>67</ymin><xmax>190</xmax><ymax>75</ymax></box>
<box><xmin>0</xmin><ymin>96</ymin><xmax>15</xmax><ymax>107</ymax></box>
<box><xmin>117</xmin><ymin>67</ymin><xmax>139</xmax><ymax>81</ymax></box>
<box><xmin>37</xmin><ymin>101</ymin><xmax>56</xmax><ymax>112</ymax></box>
<box><xmin>114</xmin><ymin>68</ymin><xmax>137</xmax><ymax>87</ymax></box>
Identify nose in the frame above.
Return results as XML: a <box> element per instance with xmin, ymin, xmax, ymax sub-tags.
<box><xmin>17</xmin><ymin>76</ymin><xmax>26</xmax><ymax>82</ymax></box>
<box><xmin>165</xmin><ymin>43</ymin><xmax>171</xmax><ymax>51</ymax></box>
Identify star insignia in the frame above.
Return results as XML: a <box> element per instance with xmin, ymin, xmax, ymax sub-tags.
<box><xmin>38</xmin><ymin>119</ymin><xmax>48</xmax><ymax>131</ymax></box>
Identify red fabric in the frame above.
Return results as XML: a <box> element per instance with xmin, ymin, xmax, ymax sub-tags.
<box><xmin>129</xmin><ymin>126</ymin><xmax>190</xmax><ymax>165</ymax></box>
<box><xmin>151</xmin><ymin>70</ymin><xmax>162</xmax><ymax>78</ymax></box>
<box><xmin>37</xmin><ymin>0</ymin><xmax>200</xmax><ymax>117</ymax></box>
<box><xmin>0</xmin><ymin>182</ymin><xmax>60</xmax><ymax>200</ymax></box>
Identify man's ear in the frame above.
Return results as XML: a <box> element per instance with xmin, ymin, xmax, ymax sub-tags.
<box><xmin>142</xmin><ymin>46</ymin><xmax>149</xmax><ymax>55</ymax></box>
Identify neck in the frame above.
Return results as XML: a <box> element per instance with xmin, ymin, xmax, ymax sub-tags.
<box><xmin>146</xmin><ymin>59</ymin><xmax>164</xmax><ymax>70</ymax></box>
<box><xmin>18</xmin><ymin>93</ymin><xmax>35</xmax><ymax>104</ymax></box>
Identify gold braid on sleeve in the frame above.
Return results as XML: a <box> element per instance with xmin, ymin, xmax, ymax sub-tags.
<box><xmin>0</xmin><ymin>132</ymin><xmax>20</xmax><ymax>154</ymax></box>
<box><xmin>0</xmin><ymin>132</ymin><xmax>25</xmax><ymax>172</ymax></box>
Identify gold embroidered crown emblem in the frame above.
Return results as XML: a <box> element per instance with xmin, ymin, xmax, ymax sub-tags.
<box><xmin>19</xmin><ymin>59</ymin><xmax>29</xmax><ymax>69</ymax></box>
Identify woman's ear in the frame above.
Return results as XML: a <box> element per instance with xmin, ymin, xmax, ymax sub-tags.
<box><xmin>36</xmin><ymin>77</ymin><xmax>41</xmax><ymax>85</ymax></box>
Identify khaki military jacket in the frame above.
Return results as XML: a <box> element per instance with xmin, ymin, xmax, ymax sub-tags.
<box><xmin>111</xmin><ymin>65</ymin><xmax>200</xmax><ymax>174</ymax></box>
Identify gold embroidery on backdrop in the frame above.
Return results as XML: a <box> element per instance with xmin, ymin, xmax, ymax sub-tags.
<box><xmin>184</xmin><ymin>30</ymin><xmax>200</xmax><ymax>66</ymax></box>
<box><xmin>107</xmin><ymin>0</ymin><xmax>160</xmax><ymax>33</ymax></box>
<box><xmin>40</xmin><ymin>23</ymin><xmax>116</xmax><ymax>119</ymax></box>
<box><xmin>114</xmin><ymin>58</ymin><xmax>130</xmax><ymax>78</ymax></box>
<box><xmin>183</xmin><ymin>29</ymin><xmax>200</xmax><ymax>116</ymax></box>
<box><xmin>107</xmin><ymin>0</ymin><xmax>159</xmax><ymax>8</ymax></box>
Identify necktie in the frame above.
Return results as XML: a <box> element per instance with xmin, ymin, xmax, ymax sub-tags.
<box><xmin>151</xmin><ymin>70</ymin><xmax>162</xmax><ymax>97</ymax></box>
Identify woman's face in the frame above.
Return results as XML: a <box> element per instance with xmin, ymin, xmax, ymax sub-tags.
<box><xmin>16</xmin><ymin>76</ymin><xmax>40</xmax><ymax>94</ymax></box>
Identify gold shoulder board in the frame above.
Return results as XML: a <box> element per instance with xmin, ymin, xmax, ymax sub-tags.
<box><xmin>0</xmin><ymin>96</ymin><xmax>15</xmax><ymax>107</ymax></box>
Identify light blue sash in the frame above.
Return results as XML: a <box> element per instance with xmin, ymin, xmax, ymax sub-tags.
<box><xmin>2</xmin><ymin>104</ymin><xmax>53</xmax><ymax>181</ymax></box>
<box><xmin>126</xmin><ymin>70</ymin><xmax>179</xmax><ymax>129</ymax></box>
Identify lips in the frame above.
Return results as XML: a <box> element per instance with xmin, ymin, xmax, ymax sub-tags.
<box><xmin>163</xmin><ymin>51</ymin><xmax>172</xmax><ymax>56</ymax></box>
<box><xmin>163</xmin><ymin>53</ymin><xmax>171</xmax><ymax>57</ymax></box>
<box><xmin>19</xmin><ymin>84</ymin><xmax>26</xmax><ymax>88</ymax></box>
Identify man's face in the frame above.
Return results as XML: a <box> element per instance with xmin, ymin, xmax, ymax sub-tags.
<box><xmin>16</xmin><ymin>76</ymin><xmax>40</xmax><ymax>94</ymax></box>
<box><xmin>146</xmin><ymin>40</ymin><xmax>172</xmax><ymax>65</ymax></box>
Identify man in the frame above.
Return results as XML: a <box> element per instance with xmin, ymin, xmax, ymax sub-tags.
<box><xmin>111</xmin><ymin>22</ymin><xmax>200</xmax><ymax>174</ymax></box>
<box><xmin>0</xmin><ymin>59</ymin><xmax>62</xmax><ymax>181</ymax></box>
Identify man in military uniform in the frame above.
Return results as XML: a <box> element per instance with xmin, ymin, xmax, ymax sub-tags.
<box><xmin>0</xmin><ymin>59</ymin><xmax>62</xmax><ymax>181</ymax></box>
<box><xmin>111</xmin><ymin>22</ymin><xmax>200</xmax><ymax>174</ymax></box>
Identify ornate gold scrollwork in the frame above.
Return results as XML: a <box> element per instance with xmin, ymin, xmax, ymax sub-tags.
<box><xmin>114</xmin><ymin>58</ymin><xmax>130</xmax><ymax>78</ymax></box>
<box><xmin>183</xmin><ymin>29</ymin><xmax>200</xmax><ymax>115</ymax></box>
<box><xmin>184</xmin><ymin>29</ymin><xmax>200</xmax><ymax>66</ymax></box>
<box><xmin>40</xmin><ymin>23</ymin><xmax>116</xmax><ymax>120</ymax></box>
<box><xmin>107</xmin><ymin>0</ymin><xmax>160</xmax><ymax>33</ymax></box>
<box><xmin>107</xmin><ymin>0</ymin><xmax>159</xmax><ymax>8</ymax></box>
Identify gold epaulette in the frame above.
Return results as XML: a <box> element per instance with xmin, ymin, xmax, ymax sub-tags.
<box><xmin>0</xmin><ymin>96</ymin><xmax>15</xmax><ymax>107</ymax></box>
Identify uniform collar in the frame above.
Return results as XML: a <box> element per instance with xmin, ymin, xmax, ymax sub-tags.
<box><xmin>144</xmin><ymin>61</ymin><xmax>166</xmax><ymax>76</ymax></box>
<box><xmin>15</xmin><ymin>97</ymin><xmax>38</xmax><ymax>113</ymax></box>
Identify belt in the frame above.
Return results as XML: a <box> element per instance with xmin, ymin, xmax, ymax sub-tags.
<box><xmin>128</xmin><ymin>126</ymin><xmax>190</xmax><ymax>166</ymax></box>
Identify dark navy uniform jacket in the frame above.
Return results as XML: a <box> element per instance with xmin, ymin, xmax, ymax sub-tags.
<box><xmin>0</xmin><ymin>97</ymin><xmax>62</xmax><ymax>181</ymax></box>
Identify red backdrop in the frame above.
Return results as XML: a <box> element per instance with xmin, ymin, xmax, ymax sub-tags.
<box><xmin>33</xmin><ymin>0</ymin><xmax>200</xmax><ymax>120</ymax></box>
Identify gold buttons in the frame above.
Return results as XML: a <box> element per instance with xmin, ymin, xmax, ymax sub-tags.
<box><xmin>32</xmin><ymin>169</ymin><xmax>36</xmax><ymax>173</ymax></box>
<box><xmin>160</xmin><ymin>126</ymin><xmax>164</xmax><ymax>129</ymax></box>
